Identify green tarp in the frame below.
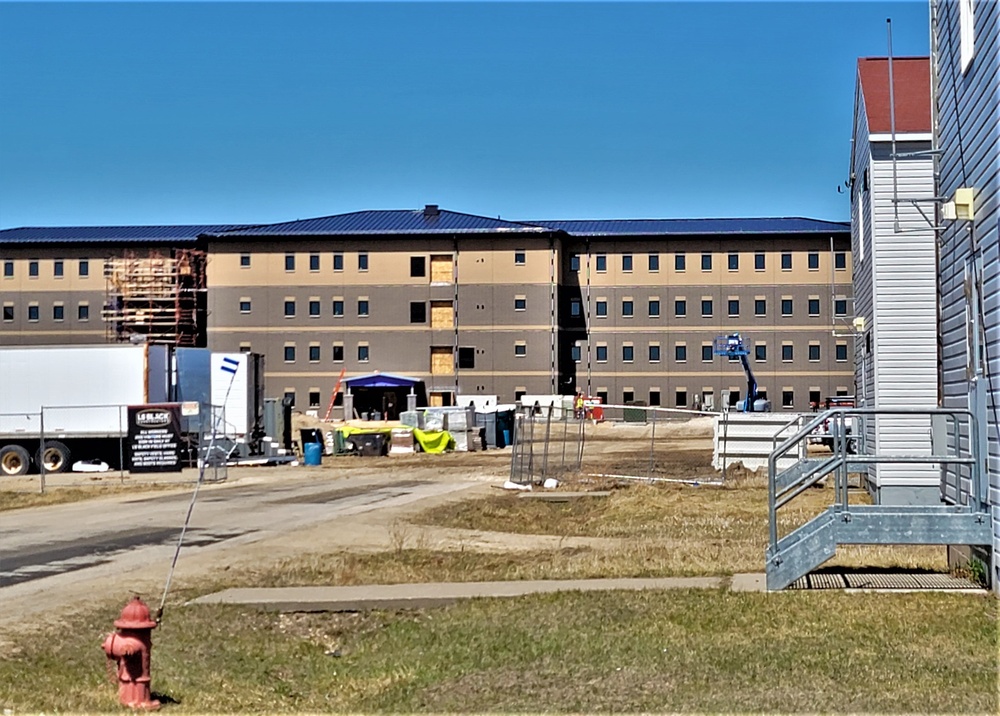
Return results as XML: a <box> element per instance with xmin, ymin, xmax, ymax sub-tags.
<box><xmin>412</xmin><ymin>428</ymin><xmax>454</xmax><ymax>454</ymax></box>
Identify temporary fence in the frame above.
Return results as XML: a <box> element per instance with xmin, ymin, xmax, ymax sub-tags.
<box><xmin>509</xmin><ymin>402</ymin><xmax>723</xmax><ymax>485</ymax></box>
<box><xmin>0</xmin><ymin>402</ymin><xmax>230</xmax><ymax>493</ymax></box>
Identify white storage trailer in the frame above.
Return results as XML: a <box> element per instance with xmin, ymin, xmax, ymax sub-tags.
<box><xmin>0</xmin><ymin>344</ymin><xmax>169</xmax><ymax>475</ymax></box>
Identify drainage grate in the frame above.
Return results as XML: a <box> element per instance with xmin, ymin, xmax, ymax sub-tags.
<box><xmin>788</xmin><ymin>573</ymin><xmax>847</xmax><ymax>590</ymax></box>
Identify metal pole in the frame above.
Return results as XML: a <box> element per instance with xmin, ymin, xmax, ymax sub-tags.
<box><xmin>577</xmin><ymin>409</ymin><xmax>586</xmax><ymax>469</ymax></box>
<box><xmin>38</xmin><ymin>409</ymin><xmax>46</xmax><ymax>495</ymax></box>
<box><xmin>560</xmin><ymin>406</ymin><xmax>569</xmax><ymax>471</ymax></box>
<box><xmin>540</xmin><ymin>404</ymin><xmax>553</xmax><ymax>479</ymax></box>
<box><xmin>648</xmin><ymin>407</ymin><xmax>657</xmax><ymax>477</ymax></box>
<box><xmin>118</xmin><ymin>405</ymin><xmax>126</xmax><ymax>484</ymax></box>
<box><xmin>721</xmin><ymin>409</ymin><xmax>729</xmax><ymax>480</ymax></box>
<box><xmin>508</xmin><ymin>414</ymin><xmax>518</xmax><ymax>484</ymax></box>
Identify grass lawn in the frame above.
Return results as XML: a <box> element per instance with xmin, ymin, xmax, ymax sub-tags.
<box><xmin>1</xmin><ymin>589</ymin><xmax>995</xmax><ymax>713</ymax></box>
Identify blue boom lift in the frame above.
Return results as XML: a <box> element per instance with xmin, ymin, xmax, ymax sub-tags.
<box><xmin>713</xmin><ymin>333</ymin><xmax>762</xmax><ymax>412</ymax></box>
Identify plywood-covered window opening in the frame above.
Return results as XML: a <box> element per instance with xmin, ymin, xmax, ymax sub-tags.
<box><xmin>430</xmin><ymin>301</ymin><xmax>454</xmax><ymax>328</ymax></box>
<box><xmin>430</xmin><ymin>346</ymin><xmax>454</xmax><ymax>374</ymax></box>
<box><xmin>430</xmin><ymin>254</ymin><xmax>453</xmax><ymax>283</ymax></box>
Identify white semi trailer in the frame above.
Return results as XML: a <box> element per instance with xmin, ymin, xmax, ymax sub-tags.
<box><xmin>0</xmin><ymin>344</ymin><xmax>170</xmax><ymax>475</ymax></box>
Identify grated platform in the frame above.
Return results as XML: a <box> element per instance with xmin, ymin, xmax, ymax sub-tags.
<box><xmin>788</xmin><ymin>570</ymin><xmax>983</xmax><ymax>591</ymax></box>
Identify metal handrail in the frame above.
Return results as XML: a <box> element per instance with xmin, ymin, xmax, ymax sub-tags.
<box><xmin>768</xmin><ymin>407</ymin><xmax>983</xmax><ymax>550</ymax></box>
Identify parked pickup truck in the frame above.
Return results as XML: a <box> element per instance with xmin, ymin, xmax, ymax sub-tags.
<box><xmin>808</xmin><ymin>397</ymin><xmax>859</xmax><ymax>453</ymax></box>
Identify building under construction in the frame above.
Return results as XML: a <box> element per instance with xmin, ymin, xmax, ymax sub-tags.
<box><xmin>102</xmin><ymin>249</ymin><xmax>208</xmax><ymax>346</ymax></box>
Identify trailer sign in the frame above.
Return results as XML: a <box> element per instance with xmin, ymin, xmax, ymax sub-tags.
<box><xmin>127</xmin><ymin>403</ymin><xmax>182</xmax><ymax>472</ymax></box>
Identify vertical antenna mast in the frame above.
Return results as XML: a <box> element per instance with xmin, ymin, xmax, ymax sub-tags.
<box><xmin>887</xmin><ymin>18</ymin><xmax>901</xmax><ymax>233</ymax></box>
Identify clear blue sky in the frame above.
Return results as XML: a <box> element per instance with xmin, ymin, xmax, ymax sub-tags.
<box><xmin>0</xmin><ymin>1</ymin><xmax>930</xmax><ymax>228</ymax></box>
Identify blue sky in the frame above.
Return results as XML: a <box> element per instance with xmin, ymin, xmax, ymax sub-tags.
<box><xmin>0</xmin><ymin>1</ymin><xmax>930</xmax><ymax>228</ymax></box>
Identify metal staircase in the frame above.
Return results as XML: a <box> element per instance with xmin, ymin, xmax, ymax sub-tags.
<box><xmin>766</xmin><ymin>407</ymin><xmax>992</xmax><ymax>590</ymax></box>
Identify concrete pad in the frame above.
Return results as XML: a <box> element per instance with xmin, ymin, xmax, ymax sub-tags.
<box><xmin>729</xmin><ymin>573</ymin><xmax>767</xmax><ymax>592</ymax></box>
<box><xmin>191</xmin><ymin>577</ymin><xmax>725</xmax><ymax>612</ymax></box>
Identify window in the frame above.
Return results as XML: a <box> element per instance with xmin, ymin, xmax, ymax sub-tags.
<box><xmin>675</xmin><ymin>344</ymin><xmax>687</xmax><ymax>362</ymax></box>
<box><xmin>754</xmin><ymin>298</ymin><xmax>766</xmax><ymax>316</ymax></box>
<box><xmin>309</xmin><ymin>391</ymin><xmax>321</xmax><ymax>409</ymax></box>
<box><xmin>781</xmin><ymin>253</ymin><xmax>792</xmax><ymax>270</ymax></box>
<box><xmin>754</xmin><ymin>253</ymin><xmax>765</xmax><ymax>271</ymax></box>
<box><xmin>458</xmin><ymin>347</ymin><xmax>475</xmax><ymax>369</ymax></box>
<box><xmin>649</xmin><ymin>390</ymin><xmax>661</xmax><ymax>407</ymax></box>
<box><xmin>333</xmin><ymin>344</ymin><xmax>344</xmax><ymax>362</ymax></box>
<box><xmin>3</xmin><ymin>261</ymin><xmax>13</xmax><ymax>277</ymax></box>
<box><xmin>309</xmin><ymin>345</ymin><xmax>321</xmax><ymax>362</ymax></box>
<box><xmin>410</xmin><ymin>256</ymin><xmax>426</xmax><ymax>277</ymax></box>
<box><xmin>570</xmin><ymin>254</ymin><xmax>580</xmax><ymax>272</ymax></box>
<box><xmin>809</xmin><ymin>344</ymin><xmax>821</xmax><ymax>362</ymax></box>
<box><xmin>701</xmin><ymin>345</ymin><xmax>713</xmax><ymax>362</ymax></box>
<box><xmin>728</xmin><ymin>253</ymin><xmax>739</xmax><ymax>271</ymax></box>
<box><xmin>2</xmin><ymin>305</ymin><xmax>13</xmax><ymax>321</ymax></box>
<box><xmin>358</xmin><ymin>299</ymin><xmax>369</xmax><ymax>316</ymax></box>
<box><xmin>648</xmin><ymin>344</ymin><xmax>660</xmax><ymax>362</ymax></box>
<box><xmin>728</xmin><ymin>299</ymin><xmax>740</xmax><ymax>317</ymax></box>
<box><xmin>358</xmin><ymin>344</ymin><xmax>370</xmax><ymax>362</ymax></box>
<box><xmin>782</xmin><ymin>344</ymin><xmax>794</xmax><ymax>362</ymax></box>
<box><xmin>309</xmin><ymin>300</ymin><xmax>320</xmax><ymax>317</ymax></box>
<box><xmin>52</xmin><ymin>304</ymin><xmax>64</xmax><ymax>321</ymax></box>
<box><xmin>648</xmin><ymin>299</ymin><xmax>660</xmax><ymax>317</ymax></box>
<box><xmin>284</xmin><ymin>390</ymin><xmax>296</xmax><ymax>408</ymax></box>
<box><xmin>27</xmin><ymin>304</ymin><xmax>38</xmax><ymax>321</ymax></box>
<box><xmin>239</xmin><ymin>299</ymin><xmax>251</xmax><ymax>313</ymax></box>
<box><xmin>809</xmin><ymin>389</ymin><xmax>822</xmax><ymax>406</ymax></box>
<box><xmin>675</xmin><ymin>299</ymin><xmax>687</xmax><ymax>317</ymax></box>
<box><xmin>782</xmin><ymin>390</ymin><xmax>794</xmax><ymax>408</ymax></box>
<box><xmin>597</xmin><ymin>390</ymin><xmax>608</xmax><ymax>405</ymax></box>
<box><xmin>514</xmin><ymin>342</ymin><xmax>527</xmax><ymax>357</ymax></box>
<box><xmin>410</xmin><ymin>302</ymin><xmax>426</xmax><ymax>323</ymax></box>
<box><xmin>333</xmin><ymin>253</ymin><xmax>344</xmax><ymax>271</ymax></box>
<box><xmin>808</xmin><ymin>298</ymin><xmax>820</xmax><ymax>316</ymax></box>
<box><xmin>285</xmin><ymin>253</ymin><xmax>295</xmax><ymax>272</ymax></box>
<box><xmin>623</xmin><ymin>390</ymin><xmax>635</xmax><ymax>404</ymax></box>
<box><xmin>836</xmin><ymin>343</ymin><xmax>848</xmax><ymax>362</ymax></box>
<box><xmin>622</xmin><ymin>300</ymin><xmax>634</xmax><ymax>317</ymax></box>
<box><xmin>595</xmin><ymin>254</ymin><xmax>607</xmax><ymax>272</ymax></box>
<box><xmin>596</xmin><ymin>300</ymin><xmax>608</xmax><ymax>317</ymax></box>
<box><xmin>834</xmin><ymin>252</ymin><xmax>846</xmax><ymax>270</ymax></box>
<box><xmin>648</xmin><ymin>253</ymin><xmax>659</xmax><ymax>272</ymax></box>
<box><xmin>755</xmin><ymin>344</ymin><xmax>766</xmax><ymax>362</ymax></box>
<box><xmin>358</xmin><ymin>253</ymin><xmax>369</xmax><ymax>271</ymax></box>
<box><xmin>622</xmin><ymin>345</ymin><xmax>634</xmax><ymax>362</ymax></box>
<box><xmin>284</xmin><ymin>345</ymin><xmax>296</xmax><ymax>362</ymax></box>
<box><xmin>77</xmin><ymin>303</ymin><xmax>89</xmax><ymax>321</ymax></box>
<box><xmin>332</xmin><ymin>299</ymin><xmax>344</xmax><ymax>317</ymax></box>
<box><xmin>781</xmin><ymin>298</ymin><xmax>793</xmax><ymax>316</ymax></box>
<box><xmin>310</xmin><ymin>253</ymin><xmax>320</xmax><ymax>272</ymax></box>
<box><xmin>676</xmin><ymin>389</ymin><xmax>688</xmax><ymax>408</ymax></box>
<box><xmin>701</xmin><ymin>252</ymin><xmax>712</xmax><ymax>271</ymax></box>
<box><xmin>622</xmin><ymin>254</ymin><xmax>633</xmax><ymax>272</ymax></box>
<box><xmin>960</xmin><ymin>0</ymin><xmax>975</xmax><ymax>72</ymax></box>
<box><xmin>284</xmin><ymin>300</ymin><xmax>296</xmax><ymax>318</ymax></box>
<box><xmin>701</xmin><ymin>299</ymin><xmax>713</xmax><ymax>317</ymax></box>
<box><xmin>239</xmin><ymin>343</ymin><xmax>251</xmax><ymax>353</ymax></box>
<box><xmin>29</xmin><ymin>260</ymin><xmax>38</xmax><ymax>277</ymax></box>
<box><xmin>53</xmin><ymin>260</ymin><xmax>64</xmax><ymax>277</ymax></box>
<box><xmin>570</xmin><ymin>299</ymin><xmax>582</xmax><ymax>317</ymax></box>
<box><xmin>571</xmin><ymin>344</ymin><xmax>581</xmax><ymax>362</ymax></box>
<box><xmin>835</xmin><ymin>299</ymin><xmax>848</xmax><ymax>316</ymax></box>
<box><xmin>808</xmin><ymin>252</ymin><xmax>819</xmax><ymax>270</ymax></box>
<box><xmin>514</xmin><ymin>250</ymin><xmax>526</xmax><ymax>266</ymax></box>
<box><xmin>240</xmin><ymin>254</ymin><xmax>250</xmax><ymax>268</ymax></box>
<box><xmin>596</xmin><ymin>345</ymin><xmax>608</xmax><ymax>362</ymax></box>
<box><xmin>675</xmin><ymin>252</ymin><xmax>686</xmax><ymax>271</ymax></box>
<box><xmin>514</xmin><ymin>297</ymin><xmax>527</xmax><ymax>311</ymax></box>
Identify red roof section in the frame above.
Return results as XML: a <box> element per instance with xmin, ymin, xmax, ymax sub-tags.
<box><xmin>858</xmin><ymin>57</ymin><xmax>931</xmax><ymax>133</ymax></box>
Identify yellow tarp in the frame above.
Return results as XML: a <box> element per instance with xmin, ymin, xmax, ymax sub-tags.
<box><xmin>337</xmin><ymin>426</ymin><xmax>394</xmax><ymax>437</ymax></box>
<box><xmin>412</xmin><ymin>428</ymin><xmax>454</xmax><ymax>454</ymax></box>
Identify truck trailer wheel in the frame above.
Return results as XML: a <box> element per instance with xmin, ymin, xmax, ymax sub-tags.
<box><xmin>36</xmin><ymin>440</ymin><xmax>71</xmax><ymax>474</ymax></box>
<box><xmin>0</xmin><ymin>445</ymin><xmax>31</xmax><ymax>476</ymax></box>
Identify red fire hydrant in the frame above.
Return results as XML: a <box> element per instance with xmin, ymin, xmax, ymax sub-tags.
<box><xmin>101</xmin><ymin>596</ymin><xmax>161</xmax><ymax>710</ymax></box>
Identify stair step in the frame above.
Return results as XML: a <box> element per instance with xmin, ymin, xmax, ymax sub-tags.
<box><xmin>832</xmin><ymin>506</ymin><xmax>991</xmax><ymax>545</ymax></box>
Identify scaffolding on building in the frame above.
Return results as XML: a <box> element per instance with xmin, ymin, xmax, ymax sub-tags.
<box><xmin>102</xmin><ymin>249</ymin><xmax>208</xmax><ymax>346</ymax></box>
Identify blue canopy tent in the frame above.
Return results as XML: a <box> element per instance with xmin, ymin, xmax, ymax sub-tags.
<box><xmin>342</xmin><ymin>372</ymin><xmax>426</xmax><ymax>420</ymax></box>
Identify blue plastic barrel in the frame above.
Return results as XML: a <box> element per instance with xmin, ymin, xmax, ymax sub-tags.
<box><xmin>303</xmin><ymin>441</ymin><xmax>322</xmax><ymax>466</ymax></box>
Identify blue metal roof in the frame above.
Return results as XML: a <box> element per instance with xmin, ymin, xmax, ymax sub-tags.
<box><xmin>0</xmin><ymin>224</ymin><xmax>246</xmax><ymax>245</ymax></box>
<box><xmin>206</xmin><ymin>209</ymin><xmax>550</xmax><ymax>237</ymax></box>
<box><xmin>342</xmin><ymin>372</ymin><xmax>422</xmax><ymax>389</ymax></box>
<box><xmin>530</xmin><ymin>217</ymin><xmax>850</xmax><ymax>236</ymax></box>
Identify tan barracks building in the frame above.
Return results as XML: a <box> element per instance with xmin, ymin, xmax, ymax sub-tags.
<box><xmin>0</xmin><ymin>206</ymin><xmax>853</xmax><ymax>411</ymax></box>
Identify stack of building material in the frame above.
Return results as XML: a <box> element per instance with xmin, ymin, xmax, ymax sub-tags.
<box><xmin>445</xmin><ymin>409</ymin><xmax>479</xmax><ymax>452</ymax></box>
<box><xmin>399</xmin><ymin>411</ymin><xmax>421</xmax><ymax>429</ymax></box>
<box><xmin>389</xmin><ymin>427</ymin><xmax>415</xmax><ymax>454</ymax></box>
